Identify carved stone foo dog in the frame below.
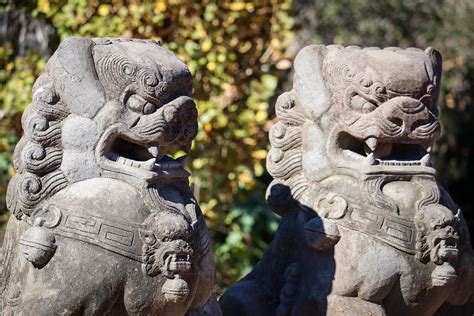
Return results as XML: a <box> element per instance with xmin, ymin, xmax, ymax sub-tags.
<box><xmin>220</xmin><ymin>45</ymin><xmax>474</xmax><ymax>315</ymax></box>
<box><xmin>0</xmin><ymin>38</ymin><xmax>220</xmax><ymax>315</ymax></box>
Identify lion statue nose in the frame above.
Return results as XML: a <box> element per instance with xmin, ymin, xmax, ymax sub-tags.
<box><xmin>381</xmin><ymin>96</ymin><xmax>431</xmax><ymax>135</ymax></box>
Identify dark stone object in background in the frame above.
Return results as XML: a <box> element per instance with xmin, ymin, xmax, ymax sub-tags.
<box><xmin>220</xmin><ymin>45</ymin><xmax>474</xmax><ymax>315</ymax></box>
<box><xmin>0</xmin><ymin>37</ymin><xmax>220</xmax><ymax>315</ymax></box>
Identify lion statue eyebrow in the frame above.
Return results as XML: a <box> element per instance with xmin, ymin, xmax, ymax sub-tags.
<box><xmin>220</xmin><ymin>45</ymin><xmax>474</xmax><ymax>315</ymax></box>
<box><xmin>1</xmin><ymin>37</ymin><xmax>221</xmax><ymax>316</ymax></box>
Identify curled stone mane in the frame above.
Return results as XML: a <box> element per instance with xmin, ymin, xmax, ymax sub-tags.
<box><xmin>266</xmin><ymin>91</ymin><xmax>308</xmax><ymax>215</ymax></box>
<box><xmin>6</xmin><ymin>72</ymin><xmax>70</xmax><ymax>221</ymax></box>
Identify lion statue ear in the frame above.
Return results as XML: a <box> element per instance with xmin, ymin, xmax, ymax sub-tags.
<box><xmin>55</xmin><ymin>37</ymin><xmax>105</xmax><ymax>118</ymax></box>
<box><xmin>425</xmin><ymin>47</ymin><xmax>443</xmax><ymax>107</ymax></box>
<box><xmin>293</xmin><ymin>44</ymin><xmax>329</xmax><ymax>120</ymax></box>
<box><xmin>425</xmin><ymin>47</ymin><xmax>442</xmax><ymax>76</ymax></box>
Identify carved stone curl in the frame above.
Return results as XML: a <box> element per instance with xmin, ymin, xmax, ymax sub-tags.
<box><xmin>1</xmin><ymin>37</ymin><xmax>220</xmax><ymax>315</ymax></box>
<box><xmin>220</xmin><ymin>45</ymin><xmax>474</xmax><ymax>315</ymax></box>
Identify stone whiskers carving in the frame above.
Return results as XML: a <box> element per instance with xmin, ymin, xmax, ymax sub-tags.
<box><xmin>220</xmin><ymin>45</ymin><xmax>474</xmax><ymax>315</ymax></box>
<box><xmin>0</xmin><ymin>37</ymin><xmax>220</xmax><ymax>315</ymax></box>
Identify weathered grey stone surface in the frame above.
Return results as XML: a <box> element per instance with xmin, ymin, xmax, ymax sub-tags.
<box><xmin>220</xmin><ymin>45</ymin><xmax>474</xmax><ymax>315</ymax></box>
<box><xmin>0</xmin><ymin>37</ymin><xmax>221</xmax><ymax>315</ymax></box>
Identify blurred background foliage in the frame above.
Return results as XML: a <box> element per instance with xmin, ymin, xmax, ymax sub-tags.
<box><xmin>0</xmin><ymin>0</ymin><xmax>473</xmax><ymax>292</ymax></box>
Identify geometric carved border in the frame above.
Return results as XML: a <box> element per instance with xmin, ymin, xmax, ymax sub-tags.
<box><xmin>337</xmin><ymin>206</ymin><xmax>417</xmax><ymax>255</ymax></box>
<box><xmin>52</xmin><ymin>208</ymin><xmax>146</xmax><ymax>262</ymax></box>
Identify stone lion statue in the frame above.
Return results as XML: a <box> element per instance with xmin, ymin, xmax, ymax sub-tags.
<box><xmin>0</xmin><ymin>38</ymin><xmax>220</xmax><ymax>315</ymax></box>
<box><xmin>220</xmin><ymin>45</ymin><xmax>474</xmax><ymax>315</ymax></box>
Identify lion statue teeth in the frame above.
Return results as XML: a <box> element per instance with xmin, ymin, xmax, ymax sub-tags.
<box><xmin>220</xmin><ymin>45</ymin><xmax>474</xmax><ymax>315</ymax></box>
<box><xmin>0</xmin><ymin>37</ymin><xmax>220</xmax><ymax>316</ymax></box>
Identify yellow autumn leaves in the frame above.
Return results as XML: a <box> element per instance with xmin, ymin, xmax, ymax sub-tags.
<box><xmin>1</xmin><ymin>0</ymin><xmax>294</xmax><ymax>290</ymax></box>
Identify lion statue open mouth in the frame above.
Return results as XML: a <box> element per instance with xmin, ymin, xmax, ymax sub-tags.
<box><xmin>221</xmin><ymin>45</ymin><xmax>474</xmax><ymax>315</ymax></box>
<box><xmin>1</xmin><ymin>38</ymin><xmax>219</xmax><ymax>315</ymax></box>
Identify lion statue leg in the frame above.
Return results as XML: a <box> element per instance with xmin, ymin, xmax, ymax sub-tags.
<box><xmin>219</xmin><ymin>277</ymin><xmax>276</xmax><ymax>316</ymax></box>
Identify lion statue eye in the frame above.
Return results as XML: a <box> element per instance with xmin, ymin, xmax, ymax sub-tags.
<box><xmin>143</xmin><ymin>102</ymin><xmax>156</xmax><ymax>115</ymax></box>
<box><xmin>350</xmin><ymin>94</ymin><xmax>377</xmax><ymax>113</ymax></box>
<box><xmin>126</xmin><ymin>94</ymin><xmax>156</xmax><ymax>115</ymax></box>
<box><xmin>419</xmin><ymin>94</ymin><xmax>433</xmax><ymax>108</ymax></box>
<box><xmin>126</xmin><ymin>94</ymin><xmax>146</xmax><ymax>112</ymax></box>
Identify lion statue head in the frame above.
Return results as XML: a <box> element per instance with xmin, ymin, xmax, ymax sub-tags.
<box><xmin>265</xmin><ymin>46</ymin><xmax>460</xmax><ymax>256</ymax></box>
<box><xmin>7</xmin><ymin>37</ymin><xmax>197</xmax><ymax>221</ymax></box>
